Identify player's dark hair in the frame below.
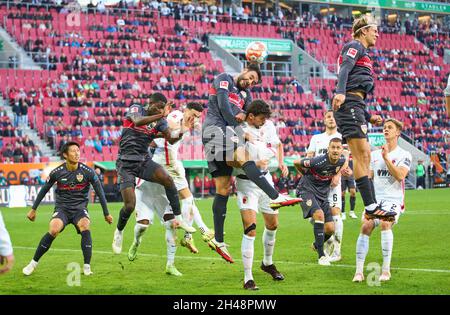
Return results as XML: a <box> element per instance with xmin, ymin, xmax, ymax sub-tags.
<box><xmin>329</xmin><ymin>137</ymin><xmax>342</xmax><ymax>145</ymax></box>
<box><xmin>246</xmin><ymin>99</ymin><xmax>271</xmax><ymax>118</ymax></box>
<box><xmin>246</xmin><ymin>63</ymin><xmax>262</xmax><ymax>83</ymax></box>
<box><xmin>186</xmin><ymin>102</ymin><xmax>204</xmax><ymax>112</ymax></box>
<box><xmin>60</xmin><ymin>141</ymin><xmax>80</xmax><ymax>159</ymax></box>
<box><xmin>149</xmin><ymin>92</ymin><xmax>167</xmax><ymax>105</ymax></box>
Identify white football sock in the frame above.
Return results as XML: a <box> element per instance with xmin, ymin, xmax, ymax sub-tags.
<box><xmin>181</xmin><ymin>196</ymin><xmax>194</xmax><ymax>226</ymax></box>
<box><xmin>381</xmin><ymin>229</ymin><xmax>394</xmax><ymax>272</ymax></box>
<box><xmin>262</xmin><ymin>228</ymin><xmax>277</xmax><ymax>266</ymax></box>
<box><xmin>356</xmin><ymin>234</ymin><xmax>370</xmax><ymax>274</ymax></box>
<box><xmin>165</xmin><ymin>220</ymin><xmax>177</xmax><ymax>266</ymax></box>
<box><xmin>333</xmin><ymin>215</ymin><xmax>343</xmax><ymax>256</ymax></box>
<box><xmin>192</xmin><ymin>202</ymin><xmax>209</xmax><ymax>233</ymax></box>
<box><xmin>241</xmin><ymin>234</ymin><xmax>255</xmax><ymax>283</ymax></box>
<box><xmin>134</xmin><ymin>223</ymin><xmax>148</xmax><ymax>244</ymax></box>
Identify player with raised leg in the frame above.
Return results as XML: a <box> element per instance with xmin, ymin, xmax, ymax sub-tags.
<box><xmin>112</xmin><ymin>93</ymin><xmax>195</xmax><ymax>255</ymax></box>
<box><xmin>332</xmin><ymin>15</ymin><xmax>396</xmax><ymax>221</ymax></box>
<box><xmin>353</xmin><ymin>119</ymin><xmax>412</xmax><ymax>282</ymax></box>
<box><xmin>23</xmin><ymin>142</ymin><xmax>112</xmax><ymax>276</ymax></box>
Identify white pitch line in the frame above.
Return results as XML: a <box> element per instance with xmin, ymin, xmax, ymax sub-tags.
<box><xmin>14</xmin><ymin>246</ymin><xmax>450</xmax><ymax>274</ymax></box>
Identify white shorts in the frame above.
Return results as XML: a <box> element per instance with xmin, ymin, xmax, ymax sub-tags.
<box><xmin>135</xmin><ymin>180</ymin><xmax>173</xmax><ymax>224</ymax></box>
<box><xmin>236</xmin><ymin>173</ymin><xmax>278</xmax><ymax>215</ymax></box>
<box><xmin>328</xmin><ymin>183</ymin><xmax>342</xmax><ymax>210</ymax></box>
<box><xmin>153</xmin><ymin>156</ymin><xmax>189</xmax><ymax>191</ymax></box>
<box><xmin>363</xmin><ymin>201</ymin><xmax>402</xmax><ymax>226</ymax></box>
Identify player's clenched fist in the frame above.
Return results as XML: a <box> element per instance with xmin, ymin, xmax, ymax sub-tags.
<box><xmin>104</xmin><ymin>215</ymin><xmax>113</xmax><ymax>224</ymax></box>
<box><xmin>332</xmin><ymin>94</ymin><xmax>346</xmax><ymax>111</ymax></box>
<box><xmin>27</xmin><ymin>209</ymin><xmax>37</xmax><ymax>222</ymax></box>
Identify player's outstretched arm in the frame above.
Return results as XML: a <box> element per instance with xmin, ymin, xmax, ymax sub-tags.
<box><xmin>91</xmin><ymin>177</ymin><xmax>112</xmax><ymax>224</ymax></box>
<box><xmin>131</xmin><ymin>111</ymin><xmax>165</xmax><ymax>127</ymax></box>
<box><xmin>29</xmin><ymin>172</ymin><xmax>56</xmax><ymax>217</ymax></box>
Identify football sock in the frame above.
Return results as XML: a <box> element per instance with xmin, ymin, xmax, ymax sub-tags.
<box><xmin>164</xmin><ymin>220</ymin><xmax>177</xmax><ymax>266</ymax></box>
<box><xmin>356</xmin><ymin>234</ymin><xmax>370</xmax><ymax>274</ymax></box>
<box><xmin>165</xmin><ymin>184</ymin><xmax>181</xmax><ymax>216</ymax></box>
<box><xmin>355</xmin><ymin>176</ymin><xmax>377</xmax><ymax>209</ymax></box>
<box><xmin>381</xmin><ymin>230</ymin><xmax>394</xmax><ymax>272</ymax></box>
<box><xmin>33</xmin><ymin>232</ymin><xmax>55</xmax><ymax>262</ymax></box>
<box><xmin>81</xmin><ymin>230</ymin><xmax>92</xmax><ymax>265</ymax></box>
<box><xmin>313</xmin><ymin>221</ymin><xmax>325</xmax><ymax>258</ymax></box>
<box><xmin>192</xmin><ymin>202</ymin><xmax>209</xmax><ymax>232</ymax></box>
<box><xmin>262</xmin><ymin>228</ymin><xmax>277</xmax><ymax>266</ymax></box>
<box><xmin>134</xmin><ymin>223</ymin><xmax>148</xmax><ymax>244</ymax></box>
<box><xmin>350</xmin><ymin>196</ymin><xmax>356</xmax><ymax>211</ymax></box>
<box><xmin>241</xmin><ymin>234</ymin><xmax>255</xmax><ymax>283</ymax></box>
<box><xmin>333</xmin><ymin>215</ymin><xmax>343</xmax><ymax>244</ymax></box>
<box><xmin>181</xmin><ymin>196</ymin><xmax>194</xmax><ymax>226</ymax></box>
<box><xmin>341</xmin><ymin>196</ymin><xmax>346</xmax><ymax>213</ymax></box>
<box><xmin>242</xmin><ymin>161</ymin><xmax>279</xmax><ymax>199</ymax></box>
<box><xmin>117</xmin><ymin>207</ymin><xmax>132</xmax><ymax>231</ymax></box>
<box><xmin>212</xmin><ymin>194</ymin><xmax>228</xmax><ymax>243</ymax></box>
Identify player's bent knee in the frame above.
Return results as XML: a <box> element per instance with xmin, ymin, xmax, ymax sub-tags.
<box><xmin>244</xmin><ymin>223</ymin><xmax>256</xmax><ymax>237</ymax></box>
<box><xmin>265</xmin><ymin>223</ymin><xmax>278</xmax><ymax>231</ymax></box>
<box><xmin>361</xmin><ymin>221</ymin><xmax>374</xmax><ymax>236</ymax></box>
<box><xmin>331</xmin><ymin>207</ymin><xmax>341</xmax><ymax>216</ymax></box>
<box><xmin>312</xmin><ymin>210</ymin><xmax>325</xmax><ymax>221</ymax></box>
<box><xmin>380</xmin><ymin>220</ymin><xmax>393</xmax><ymax>230</ymax></box>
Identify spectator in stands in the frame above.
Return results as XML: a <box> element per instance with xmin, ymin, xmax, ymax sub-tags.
<box><xmin>47</xmin><ymin>126</ymin><xmax>57</xmax><ymax>149</ymax></box>
<box><xmin>416</xmin><ymin>160</ymin><xmax>426</xmax><ymax>189</ymax></box>
<box><xmin>93</xmin><ymin>135</ymin><xmax>103</xmax><ymax>153</ymax></box>
<box><xmin>2</xmin><ymin>144</ymin><xmax>14</xmax><ymax>160</ymax></box>
<box><xmin>95</xmin><ymin>167</ymin><xmax>104</xmax><ymax>184</ymax></box>
<box><xmin>193</xmin><ymin>175</ymin><xmax>202</xmax><ymax>198</ymax></box>
<box><xmin>3</xmin><ymin>125</ymin><xmax>16</xmax><ymax>138</ymax></box>
<box><xmin>12</xmin><ymin>102</ymin><xmax>20</xmax><ymax>128</ymax></box>
<box><xmin>0</xmin><ymin>171</ymin><xmax>8</xmax><ymax>186</ymax></box>
<box><xmin>13</xmin><ymin>143</ymin><xmax>24</xmax><ymax>163</ymax></box>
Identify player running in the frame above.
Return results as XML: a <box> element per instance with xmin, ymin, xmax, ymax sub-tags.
<box><xmin>127</xmin><ymin>102</ymin><xmax>215</xmax><ymax>260</ymax></box>
<box><xmin>203</xmin><ymin>63</ymin><xmax>300</xmax><ymax>263</ymax></box>
<box><xmin>332</xmin><ymin>15</ymin><xmax>396</xmax><ymax>220</ymax></box>
<box><xmin>341</xmin><ymin>153</ymin><xmax>358</xmax><ymax>220</ymax></box>
<box><xmin>112</xmin><ymin>93</ymin><xmax>194</xmax><ymax>255</ymax></box>
<box><xmin>23</xmin><ymin>142</ymin><xmax>112</xmax><ymax>276</ymax></box>
<box><xmin>306</xmin><ymin>110</ymin><xmax>346</xmax><ymax>262</ymax></box>
<box><xmin>353</xmin><ymin>119</ymin><xmax>412</xmax><ymax>282</ymax></box>
<box><xmin>235</xmin><ymin>100</ymin><xmax>287</xmax><ymax>290</ymax></box>
<box><xmin>294</xmin><ymin>138</ymin><xmax>347</xmax><ymax>266</ymax></box>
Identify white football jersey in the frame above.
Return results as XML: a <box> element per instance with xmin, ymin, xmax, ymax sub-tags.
<box><xmin>370</xmin><ymin>146</ymin><xmax>412</xmax><ymax>207</ymax></box>
<box><xmin>0</xmin><ymin>211</ymin><xmax>13</xmax><ymax>257</ymax></box>
<box><xmin>307</xmin><ymin>131</ymin><xmax>342</xmax><ymax>156</ymax></box>
<box><xmin>236</xmin><ymin>120</ymin><xmax>280</xmax><ymax>175</ymax></box>
<box><xmin>444</xmin><ymin>73</ymin><xmax>450</xmax><ymax>96</ymax></box>
<box><xmin>153</xmin><ymin>110</ymin><xmax>185</xmax><ymax>167</ymax></box>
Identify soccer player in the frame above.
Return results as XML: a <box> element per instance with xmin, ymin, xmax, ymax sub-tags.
<box><xmin>353</xmin><ymin>119</ymin><xmax>412</xmax><ymax>282</ymax></box>
<box><xmin>128</xmin><ymin>178</ymin><xmax>184</xmax><ymax>276</ymax></box>
<box><xmin>445</xmin><ymin>73</ymin><xmax>450</xmax><ymax>114</ymax></box>
<box><xmin>112</xmin><ymin>93</ymin><xmax>195</xmax><ymax>255</ymax></box>
<box><xmin>203</xmin><ymin>63</ymin><xmax>300</xmax><ymax>263</ymax></box>
<box><xmin>23</xmin><ymin>142</ymin><xmax>112</xmax><ymax>276</ymax></box>
<box><xmin>0</xmin><ymin>211</ymin><xmax>14</xmax><ymax>275</ymax></box>
<box><xmin>128</xmin><ymin>102</ymin><xmax>215</xmax><ymax>259</ymax></box>
<box><xmin>306</xmin><ymin>110</ymin><xmax>345</xmax><ymax>262</ymax></box>
<box><xmin>294</xmin><ymin>138</ymin><xmax>347</xmax><ymax>266</ymax></box>
<box><xmin>236</xmin><ymin>100</ymin><xmax>287</xmax><ymax>290</ymax></box>
<box><xmin>341</xmin><ymin>153</ymin><xmax>358</xmax><ymax>220</ymax></box>
<box><xmin>332</xmin><ymin>15</ymin><xmax>396</xmax><ymax>220</ymax></box>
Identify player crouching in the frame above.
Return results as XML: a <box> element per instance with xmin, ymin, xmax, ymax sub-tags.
<box><xmin>237</xmin><ymin>100</ymin><xmax>286</xmax><ymax>290</ymax></box>
<box><xmin>353</xmin><ymin>119</ymin><xmax>412</xmax><ymax>283</ymax></box>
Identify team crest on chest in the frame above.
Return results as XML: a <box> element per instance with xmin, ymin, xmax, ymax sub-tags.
<box><xmin>306</xmin><ymin>199</ymin><xmax>312</xmax><ymax>207</ymax></box>
<box><xmin>361</xmin><ymin>124</ymin><xmax>368</xmax><ymax>134</ymax></box>
<box><xmin>242</xmin><ymin>196</ymin><xmax>248</xmax><ymax>204</ymax></box>
<box><xmin>76</xmin><ymin>173</ymin><xmax>84</xmax><ymax>182</ymax></box>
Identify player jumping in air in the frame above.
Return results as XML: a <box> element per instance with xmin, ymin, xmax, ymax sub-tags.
<box><xmin>23</xmin><ymin>142</ymin><xmax>112</xmax><ymax>276</ymax></box>
<box><xmin>203</xmin><ymin>63</ymin><xmax>301</xmax><ymax>263</ymax></box>
<box><xmin>112</xmin><ymin>93</ymin><xmax>195</xmax><ymax>255</ymax></box>
<box><xmin>235</xmin><ymin>100</ymin><xmax>287</xmax><ymax>290</ymax></box>
<box><xmin>353</xmin><ymin>119</ymin><xmax>412</xmax><ymax>282</ymax></box>
<box><xmin>294</xmin><ymin>138</ymin><xmax>347</xmax><ymax>266</ymax></box>
<box><xmin>332</xmin><ymin>15</ymin><xmax>396</xmax><ymax>220</ymax></box>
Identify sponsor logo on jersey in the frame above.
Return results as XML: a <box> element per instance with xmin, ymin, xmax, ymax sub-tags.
<box><xmin>306</xmin><ymin>199</ymin><xmax>312</xmax><ymax>207</ymax></box>
<box><xmin>243</xmin><ymin>196</ymin><xmax>247</xmax><ymax>204</ymax></box>
<box><xmin>346</xmin><ymin>48</ymin><xmax>358</xmax><ymax>58</ymax></box>
<box><xmin>219</xmin><ymin>81</ymin><xmax>229</xmax><ymax>90</ymax></box>
<box><xmin>377</xmin><ymin>169</ymin><xmax>391</xmax><ymax>177</ymax></box>
<box><xmin>130</xmin><ymin>106</ymin><xmax>140</xmax><ymax>113</ymax></box>
<box><xmin>76</xmin><ymin>173</ymin><xmax>84</xmax><ymax>182</ymax></box>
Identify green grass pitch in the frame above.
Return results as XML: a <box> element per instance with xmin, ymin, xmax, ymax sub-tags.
<box><xmin>1</xmin><ymin>189</ymin><xmax>449</xmax><ymax>295</ymax></box>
